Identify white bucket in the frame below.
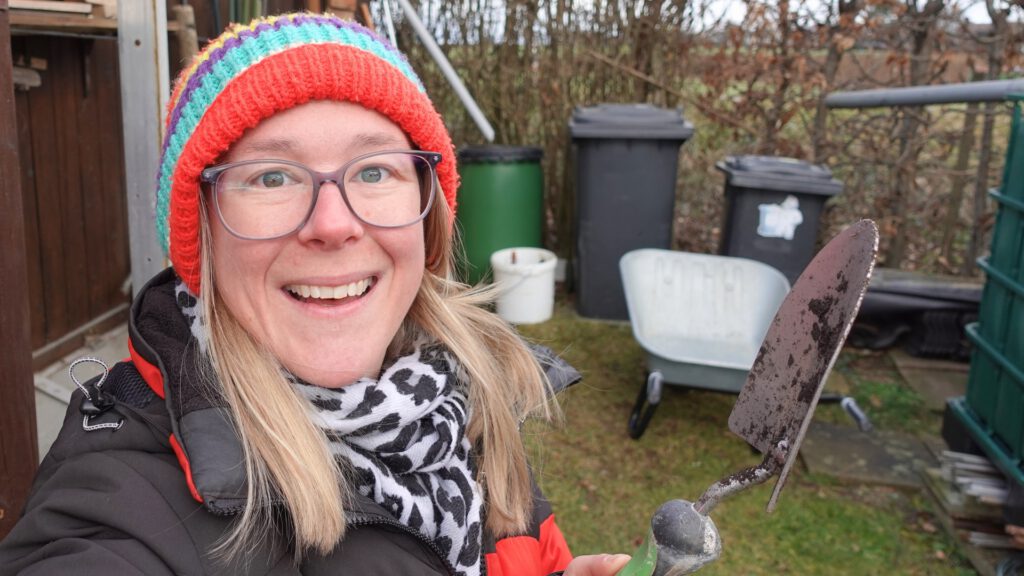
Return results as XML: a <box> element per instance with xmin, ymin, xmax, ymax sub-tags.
<box><xmin>490</xmin><ymin>247</ymin><xmax>557</xmax><ymax>324</ymax></box>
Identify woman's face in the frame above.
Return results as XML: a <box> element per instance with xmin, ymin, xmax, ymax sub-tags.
<box><xmin>208</xmin><ymin>101</ymin><xmax>426</xmax><ymax>387</ymax></box>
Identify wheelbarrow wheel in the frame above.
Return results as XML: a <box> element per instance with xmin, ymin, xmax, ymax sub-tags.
<box><xmin>628</xmin><ymin>371</ymin><xmax>663</xmax><ymax>439</ymax></box>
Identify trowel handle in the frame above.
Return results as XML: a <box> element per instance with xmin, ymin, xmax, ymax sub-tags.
<box><xmin>615</xmin><ymin>500</ymin><xmax>721</xmax><ymax>576</ymax></box>
<box><xmin>614</xmin><ymin>530</ymin><xmax>659</xmax><ymax>576</ymax></box>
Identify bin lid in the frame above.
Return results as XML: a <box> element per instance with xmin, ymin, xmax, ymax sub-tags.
<box><xmin>569</xmin><ymin>103</ymin><xmax>694</xmax><ymax>140</ymax></box>
<box><xmin>458</xmin><ymin>145</ymin><xmax>544</xmax><ymax>163</ymax></box>
<box><xmin>715</xmin><ymin>155</ymin><xmax>843</xmax><ymax>196</ymax></box>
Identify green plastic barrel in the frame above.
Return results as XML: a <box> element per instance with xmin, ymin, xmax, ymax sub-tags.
<box><xmin>948</xmin><ymin>96</ymin><xmax>1024</xmax><ymax>488</ymax></box>
<box><xmin>455</xmin><ymin>146</ymin><xmax>544</xmax><ymax>285</ymax></box>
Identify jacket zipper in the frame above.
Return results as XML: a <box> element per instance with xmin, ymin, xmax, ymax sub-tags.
<box><xmin>205</xmin><ymin>502</ymin><xmax>247</xmax><ymax>516</ymax></box>
<box><xmin>348</xmin><ymin>513</ymin><xmax>461</xmax><ymax>576</ymax></box>
<box><xmin>349</xmin><ymin>513</ymin><xmax>489</xmax><ymax>575</ymax></box>
<box><xmin>206</xmin><ymin>506</ymin><xmax>475</xmax><ymax>575</ymax></box>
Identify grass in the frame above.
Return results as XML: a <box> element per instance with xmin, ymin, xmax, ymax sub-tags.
<box><xmin>517</xmin><ymin>298</ymin><xmax>976</xmax><ymax>575</ymax></box>
<box><xmin>819</xmin><ymin>350</ymin><xmax>940</xmax><ymax>436</ymax></box>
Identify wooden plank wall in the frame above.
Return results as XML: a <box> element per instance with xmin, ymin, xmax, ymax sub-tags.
<box><xmin>12</xmin><ymin>36</ymin><xmax>129</xmax><ymax>357</ymax></box>
<box><xmin>0</xmin><ymin>0</ymin><xmax>38</xmax><ymax>540</ymax></box>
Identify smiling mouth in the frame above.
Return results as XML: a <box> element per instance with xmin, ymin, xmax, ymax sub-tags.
<box><xmin>284</xmin><ymin>277</ymin><xmax>376</xmax><ymax>304</ymax></box>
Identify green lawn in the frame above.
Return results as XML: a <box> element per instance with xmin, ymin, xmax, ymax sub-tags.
<box><xmin>518</xmin><ymin>300</ymin><xmax>976</xmax><ymax>575</ymax></box>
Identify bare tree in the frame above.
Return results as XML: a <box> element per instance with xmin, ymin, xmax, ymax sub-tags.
<box><xmin>812</xmin><ymin>0</ymin><xmax>865</xmax><ymax>163</ymax></box>
<box><xmin>886</xmin><ymin>0</ymin><xmax>944</xmax><ymax>268</ymax></box>
<box><xmin>964</xmin><ymin>0</ymin><xmax>1013</xmax><ymax>275</ymax></box>
<box><xmin>942</xmin><ymin>72</ymin><xmax>980</xmax><ymax>268</ymax></box>
<box><xmin>378</xmin><ymin>0</ymin><xmax>1019</xmax><ymax>273</ymax></box>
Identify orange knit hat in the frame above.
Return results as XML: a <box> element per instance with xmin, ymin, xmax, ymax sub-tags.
<box><xmin>156</xmin><ymin>13</ymin><xmax>458</xmax><ymax>293</ymax></box>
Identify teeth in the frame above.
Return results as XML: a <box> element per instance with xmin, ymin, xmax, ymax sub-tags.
<box><xmin>286</xmin><ymin>278</ymin><xmax>373</xmax><ymax>301</ymax></box>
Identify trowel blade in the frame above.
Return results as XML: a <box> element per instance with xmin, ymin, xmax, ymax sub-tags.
<box><xmin>728</xmin><ymin>219</ymin><xmax>878</xmax><ymax>512</ymax></box>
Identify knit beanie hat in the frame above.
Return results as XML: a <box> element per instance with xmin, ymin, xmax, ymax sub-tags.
<box><xmin>157</xmin><ymin>12</ymin><xmax>459</xmax><ymax>293</ymax></box>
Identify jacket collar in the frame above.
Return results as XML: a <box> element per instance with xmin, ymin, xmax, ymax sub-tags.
<box><xmin>127</xmin><ymin>268</ymin><xmax>247</xmax><ymax>512</ymax></box>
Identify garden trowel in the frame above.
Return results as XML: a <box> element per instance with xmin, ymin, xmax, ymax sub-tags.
<box><xmin>617</xmin><ymin>219</ymin><xmax>878</xmax><ymax>576</ymax></box>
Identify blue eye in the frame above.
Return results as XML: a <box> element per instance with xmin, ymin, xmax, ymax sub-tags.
<box><xmin>358</xmin><ymin>166</ymin><xmax>387</xmax><ymax>183</ymax></box>
<box><xmin>259</xmin><ymin>171</ymin><xmax>288</xmax><ymax>188</ymax></box>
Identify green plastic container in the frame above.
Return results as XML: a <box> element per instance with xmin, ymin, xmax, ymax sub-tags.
<box><xmin>455</xmin><ymin>146</ymin><xmax>544</xmax><ymax>285</ymax></box>
<box><xmin>950</xmin><ymin>97</ymin><xmax>1024</xmax><ymax>486</ymax></box>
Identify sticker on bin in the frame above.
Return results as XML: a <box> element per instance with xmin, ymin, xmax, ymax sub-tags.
<box><xmin>757</xmin><ymin>195</ymin><xmax>804</xmax><ymax>240</ymax></box>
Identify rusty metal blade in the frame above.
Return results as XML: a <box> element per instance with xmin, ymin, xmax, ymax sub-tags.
<box><xmin>727</xmin><ymin>219</ymin><xmax>878</xmax><ymax>512</ymax></box>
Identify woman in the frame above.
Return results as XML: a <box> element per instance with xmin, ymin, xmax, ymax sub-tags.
<box><xmin>0</xmin><ymin>12</ymin><xmax>629</xmax><ymax>576</ymax></box>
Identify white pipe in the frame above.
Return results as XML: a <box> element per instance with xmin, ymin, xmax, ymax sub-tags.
<box><xmin>118</xmin><ymin>0</ymin><xmax>170</xmax><ymax>295</ymax></box>
<box><xmin>381</xmin><ymin>0</ymin><xmax>398</xmax><ymax>48</ymax></box>
<box><xmin>395</xmin><ymin>0</ymin><xmax>495</xmax><ymax>142</ymax></box>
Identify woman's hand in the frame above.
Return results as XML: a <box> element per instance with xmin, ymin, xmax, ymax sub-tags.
<box><xmin>562</xmin><ymin>553</ymin><xmax>632</xmax><ymax>576</ymax></box>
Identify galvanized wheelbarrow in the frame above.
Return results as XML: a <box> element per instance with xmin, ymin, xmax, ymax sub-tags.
<box><xmin>615</xmin><ymin>220</ymin><xmax>879</xmax><ymax>575</ymax></box>
<box><xmin>620</xmin><ymin>249</ymin><xmax>871</xmax><ymax>439</ymax></box>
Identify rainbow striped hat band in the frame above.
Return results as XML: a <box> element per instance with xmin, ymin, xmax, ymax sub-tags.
<box><xmin>157</xmin><ymin>12</ymin><xmax>458</xmax><ymax>293</ymax></box>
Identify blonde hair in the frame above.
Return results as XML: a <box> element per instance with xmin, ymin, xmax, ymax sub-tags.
<box><xmin>199</xmin><ymin>193</ymin><xmax>555</xmax><ymax>560</ymax></box>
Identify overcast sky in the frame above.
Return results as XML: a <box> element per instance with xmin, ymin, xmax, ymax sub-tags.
<box><xmin>705</xmin><ymin>0</ymin><xmax>1011</xmax><ymax>25</ymax></box>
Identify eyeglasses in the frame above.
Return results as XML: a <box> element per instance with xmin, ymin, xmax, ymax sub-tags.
<box><xmin>200</xmin><ymin>150</ymin><xmax>441</xmax><ymax>240</ymax></box>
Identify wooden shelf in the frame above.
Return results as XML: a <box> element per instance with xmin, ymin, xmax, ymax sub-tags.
<box><xmin>11</xmin><ymin>10</ymin><xmax>117</xmax><ymax>33</ymax></box>
<box><xmin>10</xmin><ymin>10</ymin><xmax>180</xmax><ymax>36</ymax></box>
<box><xmin>11</xmin><ymin>1</ymin><xmax>92</xmax><ymax>14</ymax></box>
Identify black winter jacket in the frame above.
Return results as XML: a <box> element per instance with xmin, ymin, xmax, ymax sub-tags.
<box><xmin>0</xmin><ymin>269</ymin><xmax>578</xmax><ymax>575</ymax></box>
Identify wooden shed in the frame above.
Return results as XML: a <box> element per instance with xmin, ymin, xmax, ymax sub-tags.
<box><xmin>13</xmin><ymin>32</ymin><xmax>130</xmax><ymax>368</ymax></box>
<box><xmin>11</xmin><ymin>0</ymin><xmax>373</xmax><ymax>368</ymax></box>
<box><xmin>1</xmin><ymin>0</ymin><xmax>373</xmax><ymax>540</ymax></box>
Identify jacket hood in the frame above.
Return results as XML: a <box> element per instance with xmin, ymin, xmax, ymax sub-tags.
<box><xmin>128</xmin><ymin>268</ymin><xmax>248</xmax><ymax>513</ymax></box>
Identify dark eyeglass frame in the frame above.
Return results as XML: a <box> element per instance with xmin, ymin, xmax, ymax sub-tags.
<box><xmin>200</xmin><ymin>149</ymin><xmax>442</xmax><ymax>241</ymax></box>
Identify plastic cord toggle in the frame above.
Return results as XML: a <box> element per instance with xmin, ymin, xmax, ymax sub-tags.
<box><xmin>70</xmin><ymin>357</ymin><xmax>124</xmax><ymax>432</ymax></box>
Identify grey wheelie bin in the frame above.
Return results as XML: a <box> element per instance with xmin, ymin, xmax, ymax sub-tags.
<box><xmin>569</xmin><ymin>103</ymin><xmax>694</xmax><ymax>320</ymax></box>
<box><xmin>716</xmin><ymin>155</ymin><xmax>843</xmax><ymax>285</ymax></box>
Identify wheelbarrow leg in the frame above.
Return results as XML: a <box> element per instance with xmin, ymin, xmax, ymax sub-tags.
<box><xmin>818</xmin><ymin>393</ymin><xmax>873</xmax><ymax>432</ymax></box>
<box><xmin>628</xmin><ymin>371</ymin><xmax>663</xmax><ymax>439</ymax></box>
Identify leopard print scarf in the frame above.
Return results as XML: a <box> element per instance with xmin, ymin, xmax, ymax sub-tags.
<box><xmin>291</xmin><ymin>345</ymin><xmax>483</xmax><ymax>576</ymax></box>
<box><xmin>175</xmin><ymin>280</ymin><xmax>482</xmax><ymax>575</ymax></box>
